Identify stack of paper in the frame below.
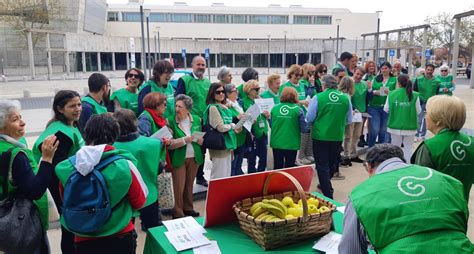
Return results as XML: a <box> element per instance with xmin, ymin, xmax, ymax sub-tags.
<box><xmin>312</xmin><ymin>231</ymin><xmax>342</xmax><ymax>254</ymax></box>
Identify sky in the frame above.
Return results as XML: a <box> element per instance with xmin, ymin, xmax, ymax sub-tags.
<box><xmin>107</xmin><ymin>0</ymin><xmax>473</xmax><ymax>31</ymax></box>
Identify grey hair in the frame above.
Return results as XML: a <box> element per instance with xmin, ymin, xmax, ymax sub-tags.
<box><xmin>0</xmin><ymin>100</ymin><xmax>21</xmax><ymax>129</ymax></box>
<box><xmin>366</xmin><ymin>144</ymin><xmax>405</xmax><ymax>167</ymax></box>
<box><xmin>415</xmin><ymin>68</ymin><xmax>425</xmax><ymax>77</ymax></box>
<box><xmin>175</xmin><ymin>94</ymin><xmax>193</xmax><ymax>111</ymax></box>
<box><xmin>191</xmin><ymin>55</ymin><xmax>205</xmax><ymax>65</ymax></box>
<box><xmin>224</xmin><ymin>83</ymin><xmax>236</xmax><ymax>95</ymax></box>
<box><xmin>321</xmin><ymin>74</ymin><xmax>338</xmax><ymax>89</ymax></box>
<box><xmin>217</xmin><ymin>66</ymin><xmax>231</xmax><ymax>82</ymax></box>
<box><xmin>439</xmin><ymin>64</ymin><xmax>449</xmax><ymax>71</ymax></box>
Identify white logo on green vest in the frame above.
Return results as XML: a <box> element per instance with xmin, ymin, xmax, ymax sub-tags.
<box><xmin>329</xmin><ymin>91</ymin><xmax>341</xmax><ymax>102</ymax></box>
<box><xmin>279</xmin><ymin>105</ymin><xmax>299</xmax><ymax>115</ymax></box>
<box><xmin>450</xmin><ymin>138</ymin><xmax>472</xmax><ymax>161</ymax></box>
<box><xmin>397</xmin><ymin>168</ymin><xmax>433</xmax><ymax>197</ymax></box>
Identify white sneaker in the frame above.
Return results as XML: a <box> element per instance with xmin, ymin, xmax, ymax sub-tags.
<box><xmin>298</xmin><ymin>158</ymin><xmax>312</xmax><ymax>165</ymax></box>
<box><xmin>306</xmin><ymin>156</ymin><xmax>315</xmax><ymax>163</ymax></box>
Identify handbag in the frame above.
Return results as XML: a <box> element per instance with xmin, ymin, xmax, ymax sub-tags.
<box><xmin>157</xmin><ymin>172</ymin><xmax>174</xmax><ymax>210</ymax></box>
<box><xmin>202</xmin><ymin>124</ymin><xmax>226</xmax><ymax>150</ymax></box>
<box><xmin>0</xmin><ymin>148</ymin><xmax>43</xmax><ymax>254</ymax></box>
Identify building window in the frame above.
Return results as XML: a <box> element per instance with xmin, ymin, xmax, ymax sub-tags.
<box><xmin>294</xmin><ymin>15</ymin><xmax>311</xmax><ymax>24</ymax></box>
<box><xmin>217</xmin><ymin>54</ymin><xmax>233</xmax><ymax>67</ymax></box>
<box><xmin>150</xmin><ymin>13</ymin><xmax>167</xmax><ymax>22</ymax></box>
<box><xmin>231</xmin><ymin>15</ymin><xmax>247</xmax><ymax>24</ymax></box>
<box><xmin>122</xmin><ymin>12</ymin><xmax>141</xmax><ymax>22</ymax></box>
<box><xmin>195</xmin><ymin>14</ymin><xmax>210</xmax><ymax>23</ymax></box>
<box><xmin>270</xmin><ymin>54</ymin><xmax>282</xmax><ymax>67</ymax></box>
<box><xmin>270</xmin><ymin>15</ymin><xmax>288</xmax><ymax>24</ymax></box>
<box><xmin>107</xmin><ymin>12</ymin><xmax>119</xmax><ymax>21</ymax></box>
<box><xmin>214</xmin><ymin>14</ymin><xmax>229</xmax><ymax>23</ymax></box>
<box><xmin>315</xmin><ymin>16</ymin><xmax>331</xmax><ymax>24</ymax></box>
<box><xmin>171</xmin><ymin>13</ymin><xmax>192</xmax><ymax>23</ymax></box>
<box><xmin>250</xmin><ymin>15</ymin><xmax>268</xmax><ymax>24</ymax></box>
<box><xmin>253</xmin><ymin>54</ymin><xmax>268</xmax><ymax>67</ymax></box>
<box><xmin>235</xmin><ymin>54</ymin><xmax>251</xmax><ymax>67</ymax></box>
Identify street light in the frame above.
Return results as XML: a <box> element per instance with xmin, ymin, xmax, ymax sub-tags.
<box><xmin>283</xmin><ymin>31</ymin><xmax>287</xmax><ymax>73</ymax></box>
<box><xmin>144</xmin><ymin>8</ymin><xmax>152</xmax><ymax>79</ymax></box>
<box><xmin>375</xmin><ymin>11</ymin><xmax>383</xmax><ymax>66</ymax></box>
<box><xmin>138</xmin><ymin>0</ymin><xmax>147</xmax><ymax>79</ymax></box>
<box><xmin>267</xmin><ymin>34</ymin><xmax>271</xmax><ymax>74</ymax></box>
<box><xmin>335</xmin><ymin>19</ymin><xmax>342</xmax><ymax>64</ymax></box>
<box><xmin>154</xmin><ymin>27</ymin><xmax>161</xmax><ymax>61</ymax></box>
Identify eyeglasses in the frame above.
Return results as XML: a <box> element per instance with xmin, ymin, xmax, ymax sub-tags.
<box><xmin>308</xmin><ymin>71</ymin><xmax>316</xmax><ymax>75</ymax></box>
<box><xmin>441</xmin><ymin>70</ymin><xmax>448</xmax><ymax>72</ymax></box>
<box><xmin>231</xmin><ymin>89</ymin><xmax>238</xmax><ymax>93</ymax></box>
<box><xmin>319</xmin><ymin>70</ymin><xmax>327</xmax><ymax>74</ymax></box>
<box><xmin>127</xmin><ymin>74</ymin><xmax>140</xmax><ymax>79</ymax></box>
<box><xmin>215</xmin><ymin>90</ymin><xmax>225</xmax><ymax>95</ymax></box>
<box><xmin>294</xmin><ymin>73</ymin><xmax>303</xmax><ymax>78</ymax></box>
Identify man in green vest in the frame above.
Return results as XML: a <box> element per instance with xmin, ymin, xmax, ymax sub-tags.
<box><xmin>306</xmin><ymin>74</ymin><xmax>352</xmax><ymax>199</ymax></box>
<box><xmin>413</xmin><ymin>63</ymin><xmax>440</xmax><ymax>141</ymax></box>
<box><xmin>175</xmin><ymin>55</ymin><xmax>210</xmax><ymax>187</ymax></box>
<box><xmin>331</xmin><ymin>52</ymin><xmax>352</xmax><ymax>76</ymax></box>
<box><xmin>340</xmin><ymin>144</ymin><xmax>472</xmax><ymax>253</ymax></box>
<box><xmin>78</xmin><ymin>73</ymin><xmax>110</xmax><ymax>135</ymax></box>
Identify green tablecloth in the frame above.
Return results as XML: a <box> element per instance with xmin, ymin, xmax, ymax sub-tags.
<box><xmin>144</xmin><ymin>193</ymin><xmax>345</xmax><ymax>254</ymax></box>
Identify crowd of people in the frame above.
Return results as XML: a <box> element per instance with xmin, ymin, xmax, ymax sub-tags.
<box><xmin>0</xmin><ymin>51</ymin><xmax>471</xmax><ymax>254</ymax></box>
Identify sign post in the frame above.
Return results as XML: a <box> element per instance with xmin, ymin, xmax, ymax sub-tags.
<box><xmin>205</xmin><ymin>48</ymin><xmax>210</xmax><ymax>80</ymax></box>
<box><xmin>129</xmin><ymin>37</ymin><xmax>136</xmax><ymax>68</ymax></box>
<box><xmin>389</xmin><ymin>49</ymin><xmax>395</xmax><ymax>64</ymax></box>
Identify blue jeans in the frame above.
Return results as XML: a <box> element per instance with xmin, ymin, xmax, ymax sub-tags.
<box><xmin>247</xmin><ymin>134</ymin><xmax>268</xmax><ymax>173</ymax></box>
<box><xmin>416</xmin><ymin>101</ymin><xmax>427</xmax><ymax>138</ymax></box>
<box><xmin>367</xmin><ymin>106</ymin><xmax>389</xmax><ymax>147</ymax></box>
<box><xmin>231</xmin><ymin>145</ymin><xmax>246</xmax><ymax>176</ymax></box>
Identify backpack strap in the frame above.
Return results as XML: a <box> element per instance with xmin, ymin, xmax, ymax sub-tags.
<box><xmin>68</xmin><ymin>154</ymin><xmax>125</xmax><ymax>172</ymax></box>
<box><xmin>0</xmin><ymin>148</ymin><xmax>14</xmax><ymax>199</ymax></box>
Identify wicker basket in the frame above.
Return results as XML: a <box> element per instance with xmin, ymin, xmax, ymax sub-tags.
<box><xmin>232</xmin><ymin>171</ymin><xmax>336</xmax><ymax>250</ymax></box>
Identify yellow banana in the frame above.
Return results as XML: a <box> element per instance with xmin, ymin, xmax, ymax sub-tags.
<box><xmin>250</xmin><ymin>202</ymin><xmax>263</xmax><ymax>215</ymax></box>
<box><xmin>252</xmin><ymin>206</ymin><xmax>266</xmax><ymax>217</ymax></box>
<box><xmin>266</xmin><ymin>199</ymin><xmax>288</xmax><ymax>216</ymax></box>
<box><xmin>319</xmin><ymin>206</ymin><xmax>331</xmax><ymax>213</ymax></box>
<box><xmin>256</xmin><ymin>211</ymin><xmax>270</xmax><ymax>220</ymax></box>
<box><xmin>261</xmin><ymin>203</ymin><xmax>286</xmax><ymax>219</ymax></box>
<box><xmin>261</xmin><ymin>214</ymin><xmax>276</xmax><ymax>221</ymax></box>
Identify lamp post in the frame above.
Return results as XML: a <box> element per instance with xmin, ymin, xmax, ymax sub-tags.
<box><xmin>267</xmin><ymin>34</ymin><xmax>270</xmax><ymax>74</ymax></box>
<box><xmin>154</xmin><ymin>27</ymin><xmax>161</xmax><ymax>61</ymax></box>
<box><xmin>375</xmin><ymin>11</ymin><xmax>383</xmax><ymax>66</ymax></box>
<box><xmin>145</xmin><ymin>9</ymin><xmax>152</xmax><ymax>79</ymax></box>
<box><xmin>283</xmin><ymin>31</ymin><xmax>287</xmax><ymax>73</ymax></box>
<box><xmin>335</xmin><ymin>19</ymin><xmax>341</xmax><ymax>64</ymax></box>
<box><xmin>138</xmin><ymin>0</ymin><xmax>146</xmax><ymax>79</ymax></box>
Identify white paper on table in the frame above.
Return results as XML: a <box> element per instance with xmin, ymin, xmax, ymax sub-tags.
<box><xmin>162</xmin><ymin>216</ymin><xmax>206</xmax><ymax>234</ymax></box>
<box><xmin>254</xmin><ymin>98</ymin><xmax>274</xmax><ymax>112</ymax></box>
<box><xmin>151</xmin><ymin>126</ymin><xmax>173</xmax><ymax>140</ymax></box>
<box><xmin>164</xmin><ymin>229</ymin><xmax>211</xmax><ymax>252</ymax></box>
<box><xmin>193</xmin><ymin>241</ymin><xmax>221</xmax><ymax>254</ymax></box>
<box><xmin>312</xmin><ymin>231</ymin><xmax>342</xmax><ymax>254</ymax></box>
<box><xmin>192</xmin><ymin>132</ymin><xmax>206</xmax><ymax>142</ymax></box>
<box><xmin>352</xmin><ymin>113</ymin><xmax>363</xmax><ymax>123</ymax></box>
<box><xmin>336</xmin><ymin>206</ymin><xmax>345</xmax><ymax>214</ymax></box>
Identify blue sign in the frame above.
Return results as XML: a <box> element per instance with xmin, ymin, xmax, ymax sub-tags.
<box><xmin>389</xmin><ymin>49</ymin><xmax>395</xmax><ymax>57</ymax></box>
<box><xmin>425</xmin><ymin>49</ymin><xmax>432</xmax><ymax>57</ymax></box>
<box><xmin>204</xmin><ymin>48</ymin><xmax>210</xmax><ymax>59</ymax></box>
<box><xmin>181</xmin><ymin>48</ymin><xmax>186</xmax><ymax>58</ymax></box>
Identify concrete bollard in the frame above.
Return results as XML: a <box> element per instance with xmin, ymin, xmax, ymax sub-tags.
<box><xmin>23</xmin><ymin>89</ymin><xmax>31</xmax><ymax>98</ymax></box>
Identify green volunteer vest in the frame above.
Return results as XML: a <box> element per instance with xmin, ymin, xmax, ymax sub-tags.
<box><xmin>311</xmin><ymin>88</ymin><xmax>350</xmax><ymax>141</ymax></box>
<box><xmin>368</xmin><ymin>76</ymin><xmax>397</xmax><ymax>108</ymax></box>
<box><xmin>228</xmin><ymin>107</ymin><xmax>247</xmax><ymax>147</ymax></box>
<box><xmin>423</xmin><ymin>129</ymin><xmax>474</xmax><ymax>201</ymax></box>
<box><xmin>387</xmin><ymin>88</ymin><xmax>419</xmax><ymax>131</ymax></box>
<box><xmin>110</xmin><ymin>88</ymin><xmax>138</xmax><ymax>115</ymax></box>
<box><xmin>55</xmin><ymin>149</ymin><xmax>135</xmax><ymax>237</ymax></box>
<box><xmin>260</xmin><ymin>89</ymin><xmax>280</xmax><ymax>105</ymax></box>
<box><xmin>32</xmin><ymin>121</ymin><xmax>84</xmax><ymax>163</ymax></box>
<box><xmin>436</xmin><ymin>75</ymin><xmax>454</xmax><ymax>95</ymax></box>
<box><xmin>167</xmin><ymin>114</ymin><xmax>204</xmax><ymax>168</ymax></box>
<box><xmin>351</xmin><ymin>165</ymin><xmax>471</xmax><ymax>253</ymax></box>
<box><xmin>181</xmin><ymin>75</ymin><xmax>211</xmax><ymax>118</ymax></box>
<box><xmin>331</xmin><ymin>62</ymin><xmax>349</xmax><ymax>76</ymax></box>
<box><xmin>237</xmin><ymin>83</ymin><xmax>247</xmax><ymax>100</ymax></box>
<box><xmin>270</xmin><ymin>103</ymin><xmax>301</xmax><ymax>150</ymax></box>
<box><xmin>352</xmin><ymin>81</ymin><xmax>368</xmax><ymax>113</ymax></box>
<box><xmin>242</xmin><ymin>97</ymin><xmax>269</xmax><ymax>139</ymax></box>
<box><xmin>298</xmin><ymin>79</ymin><xmax>310</xmax><ymax>89</ymax></box>
<box><xmin>203</xmin><ymin>104</ymin><xmax>237</xmax><ymax>150</ymax></box>
<box><xmin>279</xmin><ymin>81</ymin><xmax>306</xmax><ymax>101</ymax></box>
<box><xmin>141</xmin><ymin>80</ymin><xmax>175</xmax><ymax>118</ymax></box>
<box><xmin>416</xmin><ymin>75</ymin><xmax>440</xmax><ymax>102</ymax></box>
<box><xmin>139</xmin><ymin>110</ymin><xmax>160</xmax><ymax>135</ymax></box>
<box><xmin>114</xmin><ymin>136</ymin><xmax>162</xmax><ymax>207</ymax></box>
<box><xmin>0</xmin><ymin>141</ymin><xmax>49</xmax><ymax>230</ymax></box>
<box><xmin>81</xmin><ymin>96</ymin><xmax>107</xmax><ymax>115</ymax></box>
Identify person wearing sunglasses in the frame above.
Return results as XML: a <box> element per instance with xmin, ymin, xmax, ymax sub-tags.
<box><xmin>313</xmin><ymin>63</ymin><xmax>327</xmax><ymax>95</ymax></box>
<box><xmin>280</xmin><ymin>64</ymin><xmax>309</xmax><ymax>108</ymax></box>
<box><xmin>110</xmin><ymin>68</ymin><xmax>144</xmax><ymax>116</ymax></box>
<box><xmin>436</xmin><ymin>65</ymin><xmax>455</xmax><ymax>96</ymax></box>
<box><xmin>138</xmin><ymin>60</ymin><xmax>176</xmax><ymax>119</ymax></box>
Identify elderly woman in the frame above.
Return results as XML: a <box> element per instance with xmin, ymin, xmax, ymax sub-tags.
<box><xmin>299</xmin><ymin>63</ymin><xmax>316</xmax><ymax>91</ymax></box>
<box><xmin>224</xmin><ymin>83</ymin><xmax>247</xmax><ymax>176</ymax></box>
<box><xmin>270</xmin><ymin>87</ymin><xmax>308</xmax><ymax>169</ymax></box>
<box><xmin>363</xmin><ymin>60</ymin><xmax>377</xmax><ymax>82</ymax></box>
<box><xmin>436</xmin><ymin>65</ymin><xmax>455</xmax><ymax>95</ymax></box>
<box><xmin>242</xmin><ymin>80</ymin><xmax>270</xmax><ymax>173</ymax></box>
<box><xmin>218</xmin><ymin>66</ymin><xmax>233</xmax><ymax>85</ymax></box>
<box><xmin>280</xmin><ymin>64</ymin><xmax>309</xmax><ymax>107</ymax></box>
<box><xmin>313</xmin><ymin>64</ymin><xmax>327</xmax><ymax>95</ymax></box>
<box><xmin>167</xmin><ymin>95</ymin><xmax>204</xmax><ymax>217</ymax></box>
<box><xmin>110</xmin><ymin>68</ymin><xmax>145</xmax><ymax>115</ymax></box>
<box><xmin>260</xmin><ymin>73</ymin><xmax>281</xmax><ymax>104</ymax></box>
<box><xmin>237</xmin><ymin>67</ymin><xmax>259</xmax><ymax>100</ymax></box>
<box><xmin>413</xmin><ymin>95</ymin><xmax>473</xmax><ymax>202</ymax></box>
<box><xmin>203</xmin><ymin>83</ymin><xmax>239</xmax><ymax>179</ymax></box>
<box><xmin>138</xmin><ymin>60</ymin><xmax>175</xmax><ymax>118</ymax></box>
<box><xmin>113</xmin><ymin>109</ymin><xmax>163</xmax><ymax>229</ymax></box>
<box><xmin>0</xmin><ymin>100</ymin><xmax>58</xmax><ymax>253</ymax></box>
<box><xmin>138</xmin><ymin>92</ymin><xmax>168</xmax><ymax>137</ymax></box>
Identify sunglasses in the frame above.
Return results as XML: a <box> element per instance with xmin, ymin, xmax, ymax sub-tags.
<box><xmin>319</xmin><ymin>70</ymin><xmax>327</xmax><ymax>74</ymax></box>
<box><xmin>308</xmin><ymin>71</ymin><xmax>316</xmax><ymax>75</ymax></box>
<box><xmin>127</xmin><ymin>74</ymin><xmax>140</xmax><ymax>79</ymax></box>
<box><xmin>441</xmin><ymin>70</ymin><xmax>448</xmax><ymax>72</ymax></box>
<box><xmin>215</xmin><ymin>90</ymin><xmax>225</xmax><ymax>95</ymax></box>
<box><xmin>294</xmin><ymin>73</ymin><xmax>303</xmax><ymax>78</ymax></box>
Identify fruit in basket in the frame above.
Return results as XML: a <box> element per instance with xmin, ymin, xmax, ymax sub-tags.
<box><xmin>281</xmin><ymin>196</ymin><xmax>294</xmax><ymax>207</ymax></box>
<box><xmin>319</xmin><ymin>206</ymin><xmax>330</xmax><ymax>213</ymax></box>
<box><xmin>252</xmin><ymin>206</ymin><xmax>266</xmax><ymax>217</ymax></box>
<box><xmin>250</xmin><ymin>202</ymin><xmax>263</xmax><ymax>215</ymax></box>
<box><xmin>294</xmin><ymin>207</ymin><xmax>304</xmax><ymax>217</ymax></box>
<box><xmin>308</xmin><ymin>197</ymin><xmax>319</xmax><ymax>208</ymax></box>
<box><xmin>287</xmin><ymin>207</ymin><xmax>297</xmax><ymax>217</ymax></box>
<box><xmin>261</xmin><ymin>203</ymin><xmax>286</xmax><ymax>219</ymax></box>
<box><xmin>256</xmin><ymin>211</ymin><xmax>271</xmax><ymax>220</ymax></box>
<box><xmin>308</xmin><ymin>204</ymin><xmax>319</xmax><ymax>214</ymax></box>
<box><xmin>263</xmin><ymin>199</ymin><xmax>288</xmax><ymax>215</ymax></box>
<box><xmin>285</xmin><ymin>214</ymin><xmax>296</xmax><ymax>220</ymax></box>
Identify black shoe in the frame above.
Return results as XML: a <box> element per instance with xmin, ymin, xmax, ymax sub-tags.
<box><xmin>340</xmin><ymin>158</ymin><xmax>352</xmax><ymax>167</ymax></box>
<box><xmin>196</xmin><ymin>178</ymin><xmax>208</xmax><ymax>187</ymax></box>
<box><xmin>357</xmin><ymin>140</ymin><xmax>365</xmax><ymax>148</ymax></box>
<box><xmin>183</xmin><ymin>210</ymin><xmax>200</xmax><ymax>217</ymax></box>
<box><xmin>350</xmin><ymin>157</ymin><xmax>364</xmax><ymax>163</ymax></box>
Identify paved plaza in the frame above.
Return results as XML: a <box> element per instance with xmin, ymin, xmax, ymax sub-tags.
<box><xmin>0</xmin><ymin>75</ymin><xmax>473</xmax><ymax>253</ymax></box>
